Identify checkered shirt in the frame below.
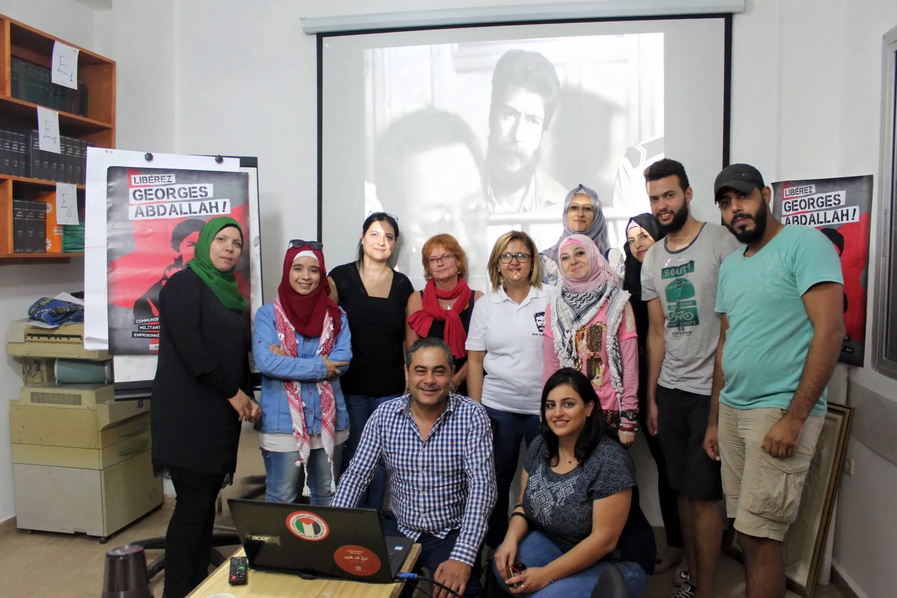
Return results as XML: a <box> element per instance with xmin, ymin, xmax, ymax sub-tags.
<box><xmin>332</xmin><ymin>393</ymin><xmax>496</xmax><ymax>566</ymax></box>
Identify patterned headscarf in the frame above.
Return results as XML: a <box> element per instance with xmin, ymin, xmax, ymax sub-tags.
<box><xmin>550</xmin><ymin>235</ymin><xmax>630</xmax><ymax>404</ymax></box>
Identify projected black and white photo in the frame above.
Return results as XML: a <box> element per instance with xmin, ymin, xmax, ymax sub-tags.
<box><xmin>362</xmin><ymin>35</ymin><xmax>664</xmax><ymax>288</ymax></box>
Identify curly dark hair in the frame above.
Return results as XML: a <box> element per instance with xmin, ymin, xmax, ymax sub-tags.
<box><xmin>170</xmin><ymin>219</ymin><xmax>206</xmax><ymax>253</ymax></box>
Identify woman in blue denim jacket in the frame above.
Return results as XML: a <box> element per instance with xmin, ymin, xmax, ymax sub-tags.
<box><xmin>253</xmin><ymin>241</ymin><xmax>352</xmax><ymax>505</ymax></box>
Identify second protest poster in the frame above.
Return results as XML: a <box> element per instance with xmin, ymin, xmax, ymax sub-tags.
<box><xmin>772</xmin><ymin>174</ymin><xmax>873</xmax><ymax>366</ymax></box>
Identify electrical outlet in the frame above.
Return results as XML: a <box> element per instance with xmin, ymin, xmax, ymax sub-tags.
<box><xmin>844</xmin><ymin>458</ymin><xmax>855</xmax><ymax>476</ymax></box>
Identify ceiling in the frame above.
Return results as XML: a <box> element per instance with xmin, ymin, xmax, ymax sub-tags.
<box><xmin>75</xmin><ymin>0</ymin><xmax>112</xmax><ymax>10</ymax></box>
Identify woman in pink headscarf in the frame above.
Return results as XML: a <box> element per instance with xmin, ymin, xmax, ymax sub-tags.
<box><xmin>542</xmin><ymin>234</ymin><xmax>640</xmax><ymax>445</ymax></box>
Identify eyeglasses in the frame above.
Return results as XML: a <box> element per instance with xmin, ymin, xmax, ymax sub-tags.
<box><xmin>499</xmin><ymin>252</ymin><xmax>533</xmax><ymax>264</ymax></box>
<box><xmin>427</xmin><ymin>253</ymin><xmax>455</xmax><ymax>266</ymax></box>
<box><xmin>289</xmin><ymin>239</ymin><xmax>323</xmax><ymax>250</ymax></box>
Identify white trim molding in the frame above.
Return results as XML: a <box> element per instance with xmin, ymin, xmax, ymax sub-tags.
<box><xmin>300</xmin><ymin>0</ymin><xmax>746</xmax><ymax>34</ymax></box>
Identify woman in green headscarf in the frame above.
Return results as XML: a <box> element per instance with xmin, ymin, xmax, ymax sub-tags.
<box><xmin>151</xmin><ymin>216</ymin><xmax>259</xmax><ymax>598</ymax></box>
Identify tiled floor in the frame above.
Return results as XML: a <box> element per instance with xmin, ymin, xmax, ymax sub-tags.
<box><xmin>0</xmin><ymin>432</ymin><xmax>847</xmax><ymax>597</ymax></box>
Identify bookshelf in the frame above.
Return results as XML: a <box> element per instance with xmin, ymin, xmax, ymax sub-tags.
<box><xmin>0</xmin><ymin>13</ymin><xmax>114</xmax><ymax>262</ymax></box>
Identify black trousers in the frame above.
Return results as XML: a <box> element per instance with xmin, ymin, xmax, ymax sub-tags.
<box><xmin>164</xmin><ymin>465</ymin><xmax>226</xmax><ymax>598</ymax></box>
<box><xmin>639</xmin><ymin>382</ymin><xmax>684</xmax><ymax>549</ymax></box>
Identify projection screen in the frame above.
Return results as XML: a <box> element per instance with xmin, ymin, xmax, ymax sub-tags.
<box><xmin>320</xmin><ymin>16</ymin><xmax>729</xmax><ymax>291</ymax></box>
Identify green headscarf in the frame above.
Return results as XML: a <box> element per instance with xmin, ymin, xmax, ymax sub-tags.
<box><xmin>186</xmin><ymin>216</ymin><xmax>248</xmax><ymax>312</ymax></box>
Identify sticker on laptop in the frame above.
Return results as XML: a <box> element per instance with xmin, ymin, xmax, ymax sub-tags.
<box><xmin>333</xmin><ymin>545</ymin><xmax>382</xmax><ymax>576</ymax></box>
<box><xmin>286</xmin><ymin>511</ymin><xmax>329</xmax><ymax>541</ymax></box>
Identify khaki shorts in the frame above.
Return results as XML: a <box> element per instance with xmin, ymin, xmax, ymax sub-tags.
<box><xmin>718</xmin><ymin>404</ymin><xmax>824</xmax><ymax>541</ymax></box>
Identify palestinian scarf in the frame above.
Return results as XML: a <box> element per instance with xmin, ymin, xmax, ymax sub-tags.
<box><xmin>622</xmin><ymin>213</ymin><xmax>665</xmax><ymax>303</ymax></box>
<box><xmin>541</xmin><ymin>184</ymin><xmax>609</xmax><ymax>264</ymax></box>
<box><xmin>273</xmin><ymin>247</ymin><xmax>341</xmax><ymax>495</ymax></box>
<box><xmin>186</xmin><ymin>217</ymin><xmax>247</xmax><ymax>312</ymax></box>
<box><xmin>550</xmin><ymin>235</ymin><xmax>630</xmax><ymax>403</ymax></box>
<box><xmin>407</xmin><ymin>277</ymin><xmax>472</xmax><ymax>359</ymax></box>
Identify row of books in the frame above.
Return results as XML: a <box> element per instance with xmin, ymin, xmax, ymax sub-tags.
<box><xmin>0</xmin><ymin>129</ymin><xmax>93</xmax><ymax>185</ymax></box>
<box><xmin>12</xmin><ymin>199</ymin><xmax>82</xmax><ymax>254</ymax></box>
<box><xmin>12</xmin><ymin>199</ymin><xmax>47</xmax><ymax>253</ymax></box>
<box><xmin>11</xmin><ymin>57</ymin><xmax>89</xmax><ymax>117</ymax></box>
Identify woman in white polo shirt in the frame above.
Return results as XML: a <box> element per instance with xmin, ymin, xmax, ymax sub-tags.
<box><xmin>467</xmin><ymin>230</ymin><xmax>555</xmax><ymax>550</ymax></box>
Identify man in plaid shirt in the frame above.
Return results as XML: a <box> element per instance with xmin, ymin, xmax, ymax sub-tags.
<box><xmin>333</xmin><ymin>337</ymin><xmax>497</xmax><ymax>597</ymax></box>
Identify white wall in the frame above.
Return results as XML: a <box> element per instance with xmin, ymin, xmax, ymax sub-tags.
<box><xmin>729</xmin><ymin>2</ymin><xmax>897</xmax><ymax>597</ymax></box>
<box><xmin>0</xmin><ymin>0</ymin><xmax>108</xmax><ymax>525</ymax></box>
<box><xmin>111</xmin><ymin>0</ymin><xmax>176</xmax><ymax>153</ymax></box>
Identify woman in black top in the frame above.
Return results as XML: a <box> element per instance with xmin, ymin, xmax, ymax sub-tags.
<box><xmin>151</xmin><ymin>216</ymin><xmax>259</xmax><ymax>598</ymax></box>
<box><xmin>623</xmin><ymin>213</ymin><xmax>684</xmax><ymax>574</ymax></box>
<box><xmin>493</xmin><ymin>368</ymin><xmax>655</xmax><ymax>598</ymax></box>
<box><xmin>328</xmin><ymin>212</ymin><xmax>413</xmax><ymax>510</ymax></box>
<box><xmin>406</xmin><ymin>233</ymin><xmax>483</xmax><ymax>397</ymax></box>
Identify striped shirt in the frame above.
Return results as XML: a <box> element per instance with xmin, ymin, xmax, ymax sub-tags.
<box><xmin>332</xmin><ymin>393</ymin><xmax>496</xmax><ymax>566</ymax></box>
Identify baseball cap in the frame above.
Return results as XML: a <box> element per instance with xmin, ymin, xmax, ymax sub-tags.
<box><xmin>714</xmin><ymin>163</ymin><xmax>765</xmax><ymax>202</ymax></box>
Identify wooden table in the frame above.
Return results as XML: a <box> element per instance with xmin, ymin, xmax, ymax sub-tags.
<box><xmin>188</xmin><ymin>544</ymin><xmax>421</xmax><ymax>598</ymax></box>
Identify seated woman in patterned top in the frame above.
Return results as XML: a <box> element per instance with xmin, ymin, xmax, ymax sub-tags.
<box><xmin>492</xmin><ymin>368</ymin><xmax>655</xmax><ymax>598</ymax></box>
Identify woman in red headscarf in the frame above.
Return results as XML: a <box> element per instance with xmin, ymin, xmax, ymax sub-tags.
<box><xmin>253</xmin><ymin>241</ymin><xmax>352</xmax><ymax>505</ymax></box>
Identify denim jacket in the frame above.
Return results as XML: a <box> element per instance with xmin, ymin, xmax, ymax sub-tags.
<box><xmin>253</xmin><ymin>302</ymin><xmax>351</xmax><ymax>435</ymax></box>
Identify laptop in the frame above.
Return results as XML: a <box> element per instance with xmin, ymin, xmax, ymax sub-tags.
<box><xmin>228</xmin><ymin>498</ymin><xmax>415</xmax><ymax>583</ymax></box>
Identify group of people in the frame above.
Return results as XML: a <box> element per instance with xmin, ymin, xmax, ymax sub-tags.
<box><xmin>151</xmin><ymin>158</ymin><xmax>845</xmax><ymax>598</ymax></box>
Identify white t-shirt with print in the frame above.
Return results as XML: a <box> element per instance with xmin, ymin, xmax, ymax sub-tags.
<box><xmin>466</xmin><ymin>284</ymin><xmax>556</xmax><ymax>415</ymax></box>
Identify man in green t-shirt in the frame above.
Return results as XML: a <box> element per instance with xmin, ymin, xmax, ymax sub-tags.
<box><xmin>704</xmin><ymin>164</ymin><xmax>844</xmax><ymax>598</ymax></box>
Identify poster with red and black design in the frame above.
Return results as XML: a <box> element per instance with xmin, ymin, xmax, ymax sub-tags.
<box><xmin>106</xmin><ymin>166</ymin><xmax>250</xmax><ymax>355</ymax></box>
<box><xmin>772</xmin><ymin>174</ymin><xmax>873</xmax><ymax>366</ymax></box>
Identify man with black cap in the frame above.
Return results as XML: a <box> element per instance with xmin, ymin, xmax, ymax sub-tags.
<box><xmin>705</xmin><ymin>163</ymin><xmax>845</xmax><ymax>598</ymax></box>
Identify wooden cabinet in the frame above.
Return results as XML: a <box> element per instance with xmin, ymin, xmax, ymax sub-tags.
<box><xmin>0</xmin><ymin>13</ymin><xmax>115</xmax><ymax>262</ymax></box>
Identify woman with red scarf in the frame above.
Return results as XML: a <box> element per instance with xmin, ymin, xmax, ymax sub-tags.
<box><xmin>253</xmin><ymin>241</ymin><xmax>352</xmax><ymax>505</ymax></box>
<box><xmin>406</xmin><ymin>234</ymin><xmax>483</xmax><ymax>396</ymax></box>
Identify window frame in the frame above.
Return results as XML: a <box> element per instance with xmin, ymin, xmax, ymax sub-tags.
<box><xmin>873</xmin><ymin>25</ymin><xmax>897</xmax><ymax>379</ymax></box>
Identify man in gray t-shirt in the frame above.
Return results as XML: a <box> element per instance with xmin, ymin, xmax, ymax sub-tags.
<box><xmin>640</xmin><ymin>159</ymin><xmax>740</xmax><ymax>598</ymax></box>
<box><xmin>641</xmin><ymin>223</ymin><xmax>740</xmax><ymax>394</ymax></box>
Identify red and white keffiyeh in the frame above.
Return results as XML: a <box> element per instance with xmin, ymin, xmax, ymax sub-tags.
<box><xmin>273</xmin><ymin>298</ymin><xmax>338</xmax><ymax>495</ymax></box>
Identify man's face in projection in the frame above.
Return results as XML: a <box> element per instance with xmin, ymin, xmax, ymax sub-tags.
<box><xmin>488</xmin><ymin>87</ymin><xmax>547</xmax><ymax>190</ymax></box>
<box><xmin>393</xmin><ymin>142</ymin><xmax>488</xmax><ymax>279</ymax></box>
